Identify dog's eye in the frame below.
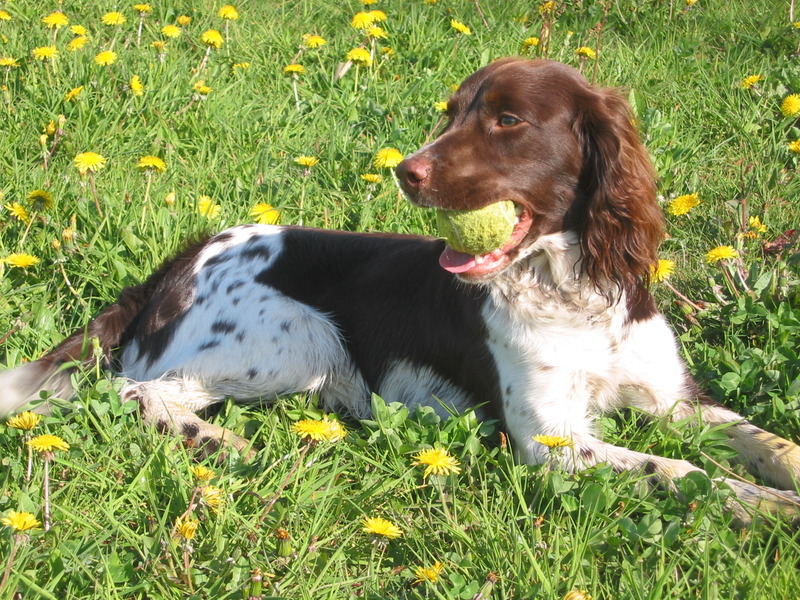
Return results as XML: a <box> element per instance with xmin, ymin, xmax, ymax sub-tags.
<box><xmin>498</xmin><ymin>115</ymin><xmax>521</xmax><ymax>128</ymax></box>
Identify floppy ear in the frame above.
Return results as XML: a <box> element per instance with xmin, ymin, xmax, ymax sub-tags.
<box><xmin>573</xmin><ymin>86</ymin><xmax>663</xmax><ymax>295</ymax></box>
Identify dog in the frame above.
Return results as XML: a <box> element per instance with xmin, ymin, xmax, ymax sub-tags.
<box><xmin>2</xmin><ymin>58</ymin><xmax>799</xmax><ymax>520</ymax></box>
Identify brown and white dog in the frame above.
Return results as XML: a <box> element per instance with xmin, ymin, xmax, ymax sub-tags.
<box><xmin>2</xmin><ymin>58</ymin><xmax>798</xmax><ymax>520</ymax></box>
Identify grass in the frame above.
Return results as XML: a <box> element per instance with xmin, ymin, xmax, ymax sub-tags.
<box><xmin>1</xmin><ymin>0</ymin><xmax>800</xmax><ymax>598</ymax></box>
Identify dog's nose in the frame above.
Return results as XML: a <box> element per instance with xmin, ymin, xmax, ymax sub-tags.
<box><xmin>396</xmin><ymin>156</ymin><xmax>431</xmax><ymax>190</ymax></box>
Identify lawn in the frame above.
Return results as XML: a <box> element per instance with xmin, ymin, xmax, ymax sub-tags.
<box><xmin>1</xmin><ymin>0</ymin><xmax>799</xmax><ymax>598</ymax></box>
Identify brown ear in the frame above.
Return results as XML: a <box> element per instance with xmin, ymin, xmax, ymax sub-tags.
<box><xmin>573</xmin><ymin>86</ymin><xmax>662</xmax><ymax>295</ymax></box>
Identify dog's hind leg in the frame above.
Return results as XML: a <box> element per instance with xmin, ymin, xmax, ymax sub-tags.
<box><xmin>121</xmin><ymin>378</ymin><xmax>254</xmax><ymax>460</ymax></box>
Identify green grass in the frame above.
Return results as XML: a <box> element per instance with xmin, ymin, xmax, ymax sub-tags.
<box><xmin>1</xmin><ymin>0</ymin><xmax>800</xmax><ymax>598</ymax></box>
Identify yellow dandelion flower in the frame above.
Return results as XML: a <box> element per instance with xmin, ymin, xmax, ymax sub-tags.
<box><xmin>362</xmin><ymin>0</ymin><xmax>377</xmax><ymax>4</ymax></box>
<box><xmin>367</xmin><ymin>26</ymin><xmax>388</xmax><ymax>39</ymax></box>
<box><xmin>781</xmin><ymin>94</ymin><xmax>800</xmax><ymax>118</ymax></box>
<box><xmin>218</xmin><ymin>5</ymin><xmax>239</xmax><ymax>20</ymax></box>
<box><xmin>201</xmin><ymin>29</ymin><xmax>224</xmax><ymax>49</ymax></box>
<box><xmin>740</xmin><ymin>75</ymin><xmax>763</xmax><ymax>90</ymax></box>
<box><xmin>788</xmin><ymin>140</ymin><xmax>800</xmax><ymax>154</ymax></box>
<box><xmin>27</xmin><ymin>189</ymin><xmax>54</xmax><ymax>211</ymax></box>
<box><xmin>42</xmin><ymin>12</ymin><xmax>69</xmax><ymax>29</ymax></box>
<box><xmin>74</xmin><ymin>152</ymin><xmax>106</xmax><ymax>174</ymax></box>
<box><xmin>251</xmin><ymin>202</ymin><xmax>280</xmax><ymax>225</ymax></box>
<box><xmin>4</xmin><ymin>253</ymin><xmax>40</xmax><ymax>268</ymax></box>
<box><xmin>197</xmin><ymin>196</ymin><xmax>221</xmax><ymax>218</ymax></box>
<box><xmin>32</xmin><ymin>46</ymin><xmax>58</xmax><ymax>61</ymax></box>
<box><xmin>414</xmin><ymin>561</ymin><xmax>445</xmax><ymax>584</ymax></box>
<box><xmin>685</xmin><ymin>0</ymin><xmax>697</xmax><ymax>5</ymax></box>
<box><xmin>200</xmin><ymin>485</ymin><xmax>225</xmax><ymax>512</ymax></box>
<box><xmin>70</xmin><ymin>25</ymin><xmax>87</xmax><ymax>35</ymax></box>
<box><xmin>5</xmin><ymin>202</ymin><xmax>30</xmax><ymax>224</ymax></box>
<box><xmin>303</xmin><ymin>34</ymin><xmax>326</xmax><ymax>48</ymax></box>
<box><xmin>368</xmin><ymin>10</ymin><xmax>387</xmax><ymax>22</ymax></box>
<box><xmin>102</xmin><ymin>12</ymin><xmax>126</xmax><ymax>26</ymax></box>
<box><xmin>130</xmin><ymin>75</ymin><xmax>144</xmax><ymax>96</ymax></box>
<box><xmin>232</xmin><ymin>62</ymin><xmax>250</xmax><ymax>71</ymax></box>
<box><xmin>532</xmin><ymin>434</ymin><xmax>575</xmax><ymax>448</ymax></box>
<box><xmin>177</xmin><ymin>15</ymin><xmax>191</xmax><ymax>26</ymax></box>
<box><xmin>2</xmin><ymin>511</ymin><xmax>41</xmax><ymax>532</ymax></box>
<box><xmin>362</xmin><ymin>516</ymin><xmax>403</xmax><ymax>539</ymax></box>
<box><xmin>0</xmin><ymin>57</ymin><xmax>20</xmax><ymax>68</ymax></box>
<box><xmin>413</xmin><ymin>447</ymin><xmax>461</xmax><ymax>478</ymax></box>
<box><xmin>95</xmin><ymin>50</ymin><xmax>117</xmax><ymax>66</ymax></box>
<box><xmin>43</xmin><ymin>119</ymin><xmax>57</xmax><ymax>136</ymax></box>
<box><xmin>290</xmin><ymin>417</ymin><xmax>347</xmax><ymax>442</ymax></box>
<box><xmin>193</xmin><ymin>80</ymin><xmax>212</xmax><ymax>95</ymax></box>
<box><xmin>0</xmin><ymin>10</ymin><xmax>11</xmax><ymax>21</ymax></box>
<box><xmin>161</xmin><ymin>24</ymin><xmax>181</xmax><ymax>38</ymax></box>
<box><xmin>137</xmin><ymin>155</ymin><xmax>166</xmax><ymax>173</ymax></box>
<box><xmin>283</xmin><ymin>63</ymin><xmax>306</xmax><ymax>75</ymax></box>
<box><xmin>650</xmin><ymin>259</ymin><xmax>675</xmax><ymax>283</ymax></box>
<box><xmin>575</xmin><ymin>46</ymin><xmax>596</xmax><ymax>59</ymax></box>
<box><xmin>351</xmin><ymin>11</ymin><xmax>376</xmax><ymax>29</ymax></box>
<box><xmin>6</xmin><ymin>411</ymin><xmax>42</xmax><ymax>430</ymax></box>
<box><xmin>705</xmin><ymin>245</ymin><xmax>738</xmax><ymax>263</ymax></box>
<box><xmin>361</xmin><ymin>173</ymin><xmax>382</xmax><ymax>183</ymax></box>
<box><xmin>380</xmin><ymin>46</ymin><xmax>395</xmax><ymax>56</ymax></box>
<box><xmin>64</xmin><ymin>85</ymin><xmax>84</xmax><ymax>102</ymax></box>
<box><xmin>450</xmin><ymin>19</ymin><xmax>471</xmax><ymax>35</ymax></box>
<box><xmin>668</xmin><ymin>192</ymin><xmax>700</xmax><ymax>216</ymax></box>
<box><xmin>748</xmin><ymin>216</ymin><xmax>767</xmax><ymax>234</ymax></box>
<box><xmin>294</xmin><ymin>155</ymin><xmax>319</xmax><ymax>167</ymax></box>
<box><xmin>151</xmin><ymin>40</ymin><xmax>167</xmax><ymax>52</ymax></box>
<box><xmin>67</xmin><ymin>36</ymin><xmax>88</xmax><ymax>51</ymax></box>
<box><xmin>539</xmin><ymin>1</ymin><xmax>555</xmax><ymax>14</ymax></box>
<box><xmin>27</xmin><ymin>433</ymin><xmax>69</xmax><ymax>452</ymax></box>
<box><xmin>134</xmin><ymin>4</ymin><xmax>153</xmax><ymax>14</ymax></box>
<box><xmin>191</xmin><ymin>465</ymin><xmax>215</xmax><ymax>482</ymax></box>
<box><xmin>434</xmin><ymin>101</ymin><xmax>448</xmax><ymax>112</ymax></box>
<box><xmin>374</xmin><ymin>147</ymin><xmax>404</xmax><ymax>169</ymax></box>
<box><xmin>522</xmin><ymin>36</ymin><xmax>540</xmax><ymax>50</ymax></box>
<box><xmin>346</xmin><ymin>47</ymin><xmax>372</xmax><ymax>66</ymax></box>
<box><xmin>175</xmin><ymin>517</ymin><xmax>199</xmax><ymax>540</ymax></box>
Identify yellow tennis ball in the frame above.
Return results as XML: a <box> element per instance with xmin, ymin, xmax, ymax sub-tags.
<box><xmin>435</xmin><ymin>201</ymin><xmax>516</xmax><ymax>255</ymax></box>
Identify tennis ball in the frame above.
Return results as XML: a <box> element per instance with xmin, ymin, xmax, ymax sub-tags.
<box><xmin>435</xmin><ymin>201</ymin><xmax>516</xmax><ymax>255</ymax></box>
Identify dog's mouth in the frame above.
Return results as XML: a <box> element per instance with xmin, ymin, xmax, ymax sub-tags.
<box><xmin>438</xmin><ymin>203</ymin><xmax>533</xmax><ymax>279</ymax></box>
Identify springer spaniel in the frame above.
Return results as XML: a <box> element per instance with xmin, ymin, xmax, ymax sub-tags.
<box><xmin>2</xmin><ymin>58</ymin><xmax>798</xmax><ymax>520</ymax></box>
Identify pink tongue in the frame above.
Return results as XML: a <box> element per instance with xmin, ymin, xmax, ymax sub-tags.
<box><xmin>439</xmin><ymin>247</ymin><xmax>478</xmax><ymax>273</ymax></box>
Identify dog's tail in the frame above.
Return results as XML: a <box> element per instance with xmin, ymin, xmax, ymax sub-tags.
<box><xmin>0</xmin><ymin>262</ymin><xmax>174</xmax><ymax>416</ymax></box>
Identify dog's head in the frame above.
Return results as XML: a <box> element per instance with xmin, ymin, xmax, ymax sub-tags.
<box><xmin>397</xmin><ymin>58</ymin><xmax>662</xmax><ymax>293</ymax></box>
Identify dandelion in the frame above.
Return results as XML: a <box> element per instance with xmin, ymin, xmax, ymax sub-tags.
<box><xmin>740</xmin><ymin>75</ymin><xmax>763</xmax><ymax>90</ymax></box>
<box><xmin>362</xmin><ymin>516</ymin><xmax>403</xmax><ymax>539</ymax></box>
<box><xmin>5</xmin><ymin>202</ymin><xmax>30</xmax><ymax>224</ymax></box>
<box><xmin>290</xmin><ymin>416</ymin><xmax>347</xmax><ymax>442</ymax></box>
<box><xmin>705</xmin><ymin>245</ymin><xmax>738</xmax><ymax>263</ymax></box>
<box><xmin>175</xmin><ymin>517</ymin><xmax>199</xmax><ymax>541</ymax></box>
<box><xmin>165</xmin><ymin>191</ymin><xmax>176</xmax><ymax>206</ymax></box>
<box><xmin>748</xmin><ymin>215</ymin><xmax>767</xmax><ymax>233</ymax></box>
<box><xmin>232</xmin><ymin>62</ymin><xmax>250</xmax><ymax>72</ymax></box>
<box><xmin>414</xmin><ymin>561</ymin><xmax>445</xmax><ymax>584</ymax></box>
<box><xmin>788</xmin><ymin>140</ymin><xmax>800</xmax><ymax>154</ymax></box>
<box><xmin>200</xmin><ymin>485</ymin><xmax>225</xmax><ymax>512</ymax></box>
<box><xmin>668</xmin><ymin>192</ymin><xmax>700</xmax><ymax>216</ymax></box>
<box><xmin>32</xmin><ymin>46</ymin><xmax>58</xmax><ymax>61</ymax></box>
<box><xmin>539</xmin><ymin>0</ymin><xmax>555</xmax><ymax>14</ymax></box>
<box><xmin>413</xmin><ymin>447</ymin><xmax>461</xmax><ymax>478</ymax></box>
<box><xmin>126</xmin><ymin>75</ymin><xmax>143</xmax><ymax>97</ymax></box>
<box><xmin>369</xmin><ymin>10</ymin><xmax>387</xmax><ymax>22</ymax></box>
<box><xmin>201</xmin><ymin>29</ymin><xmax>224</xmax><ymax>49</ymax></box>
<box><xmin>161</xmin><ymin>24</ymin><xmax>181</xmax><ymax>38</ymax></box>
<box><xmin>374</xmin><ymin>147</ymin><xmax>404</xmax><ymax>169</ymax></box>
<box><xmin>27</xmin><ymin>189</ymin><xmax>54</xmax><ymax>211</ymax></box>
<box><xmin>218</xmin><ymin>5</ymin><xmax>239</xmax><ymax>20</ymax></box>
<box><xmin>251</xmin><ymin>202</ymin><xmax>280</xmax><ymax>225</ymax></box>
<box><xmin>294</xmin><ymin>155</ymin><xmax>319</xmax><ymax>167</ymax></box>
<box><xmin>563</xmin><ymin>592</ymin><xmax>592</xmax><ymax>600</ymax></box>
<box><xmin>450</xmin><ymin>19</ymin><xmax>472</xmax><ymax>35</ymax></box>
<box><xmin>685</xmin><ymin>0</ymin><xmax>697</xmax><ymax>5</ymax></box>
<box><xmin>28</xmin><ymin>434</ymin><xmax>68</xmax><ymax>531</ymax></box>
<box><xmin>197</xmin><ymin>196</ymin><xmax>221</xmax><ymax>219</ymax></box>
<box><xmin>275</xmin><ymin>528</ymin><xmax>293</xmax><ymax>557</ymax></box>
<box><xmin>138</xmin><ymin>155</ymin><xmax>165</xmax><ymax>172</ymax></box>
<box><xmin>434</xmin><ymin>101</ymin><xmax>448</xmax><ymax>112</ymax></box>
<box><xmin>152</xmin><ymin>41</ymin><xmax>167</xmax><ymax>54</ymax></box>
<box><xmin>2</xmin><ymin>511</ymin><xmax>41</xmax><ymax>532</ymax></box>
<box><xmin>532</xmin><ymin>434</ymin><xmax>575</xmax><ymax>448</ymax></box>
<box><xmin>7</xmin><ymin>411</ymin><xmax>41</xmax><ymax>430</ymax></box>
<box><xmin>67</xmin><ymin>36</ymin><xmax>88</xmax><ymax>51</ymax></box>
<box><xmin>366</xmin><ymin>26</ymin><xmax>388</xmax><ymax>39</ymax></box>
<box><xmin>781</xmin><ymin>94</ymin><xmax>800</xmax><ymax>118</ymax></box>
<box><xmin>177</xmin><ymin>15</ymin><xmax>192</xmax><ymax>26</ymax></box>
<box><xmin>193</xmin><ymin>80</ymin><xmax>212</xmax><ymax>95</ymax></box>
<box><xmin>575</xmin><ymin>46</ymin><xmax>596</xmax><ymax>59</ymax></box>
<box><xmin>0</xmin><ymin>10</ymin><xmax>11</xmax><ymax>21</ymax></box>
<box><xmin>346</xmin><ymin>47</ymin><xmax>372</xmax><ymax>66</ymax></box>
<box><xmin>361</xmin><ymin>173</ymin><xmax>382</xmax><ymax>183</ymax></box>
<box><xmin>28</xmin><ymin>434</ymin><xmax>69</xmax><ymax>452</ymax></box>
<box><xmin>95</xmin><ymin>50</ymin><xmax>118</xmax><ymax>66</ymax></box>
<box><xmin>191</xmin><ymin>465</ymin><xmax>215</xmax><ymax>482</ymax></box>
<box><xmin>102</xmin><ymin>12</ymin><xmax>126</xmax><ymax>26</ymax></box>
<box><xmin>351</xmin><ymin>12</ymin><xmax>376</xmax><ymax>30</ymax></box>
<box><xmin>74</xmin><ymin>151</ymin><xmax>106</xmax><ymax>175</ymax></box>
<box><xmin>283</xmin><ymin>63</ymin><xmax>306</xmax><ymax>75</ymax></box>
<box><xmin>0</xmin><ymin>57</ymin><xmax>19</xmax><ymax>68</ymax></box>
<box><xmin>650</xmin><ymin>259</ymin><xmax>675</xmax><ymax>283</ymax></box>
<box><xmin>42</xmin><ymin>11</ymin><xmax>69</xmax><ymax>29</ymax></box>
<box><xmin>4</xmin><ymin>253</ymin><xmax>40</xmax><ymax>268</ymax></box>
<box><xmin>70</xmin><ymin>25</ymin><xmax>87</xmax><ymax>35</ymax></box>
<box><xmin>522</xmin><ymin>36</ymin><xmax>540</xmax><ymax>51</ymax></box>
<box><xmin>303</xmin><ymin>34</ymin><xmax>326</xmax><ymax>48</ymax></box>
